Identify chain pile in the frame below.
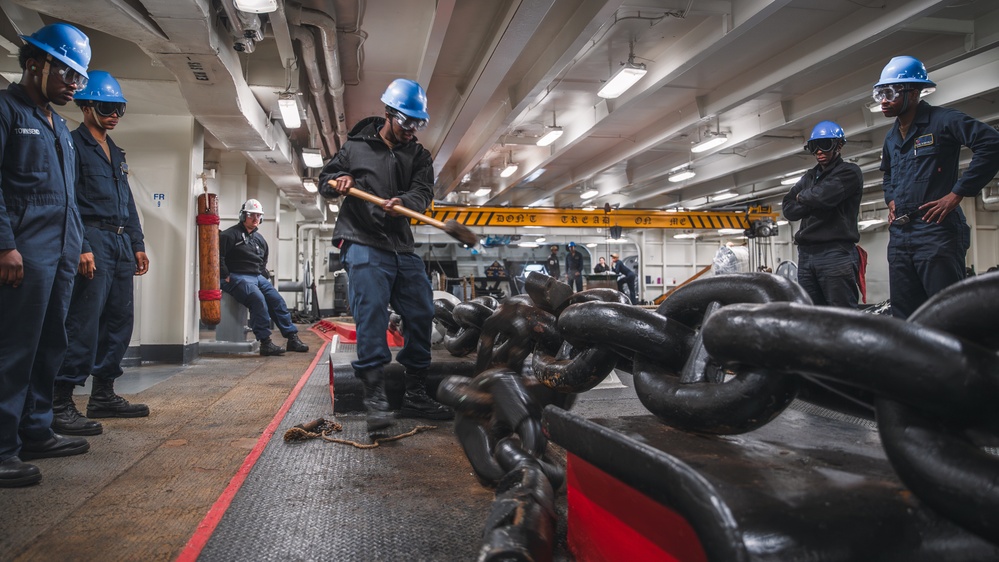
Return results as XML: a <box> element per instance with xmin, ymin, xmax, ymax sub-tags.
<box><xmin>432</xmin><ymin>270</ymin><xmax>999</xmax><ymax>551</ymax></box>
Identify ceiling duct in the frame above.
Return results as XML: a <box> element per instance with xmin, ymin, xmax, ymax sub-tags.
<box><xmin>289</xmin><ymin>7</ymin><xmax>347</xmax><ymax>151</ymax></box>
<box><xmin>16</xmin><ymin>0</ymin><xmax>323</xmax><ymax>219</ymax></box>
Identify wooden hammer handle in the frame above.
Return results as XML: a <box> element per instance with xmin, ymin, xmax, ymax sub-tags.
<box><xmin>330</xmin><ymin>181</ymin><xmax>446</xmax><ymax>229</ymax></box>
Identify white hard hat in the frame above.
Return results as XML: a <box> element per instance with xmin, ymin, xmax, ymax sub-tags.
<box><xmin>242</xmin><ymin>199</ymin><xmax>264</xmax><ymax>216</ymax></box>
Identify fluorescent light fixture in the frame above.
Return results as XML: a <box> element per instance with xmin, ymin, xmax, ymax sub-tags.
<box><xmin>278</xmin><ymin>94</ymin><xmax>301</xmax><ymax>129</ymax></box>
<box><xmin>500</xmin><ymin>163</ymin><xmax>519</xmax><ymax>178</ymax></box>
<box><xmin>301</xmin><ymin>148</ymin><xmax>323</xmax><ymax>168</ymax></box>
<box><xmin>586</xmin><ymin>243</ymin><xmax>597</xmax><ymax>248</ymax></box>
<box><xmin>303</xmin><ymin>178</ymin><xmax>318</xmax><ymax>193</ymax></box>
<box><xmin>580</xmin><ymin>189</ymin><xmax>599</xmax><ymax>200</ymax></box>
<box><xmin>691</xmin><ymin>133</ymin><xmax>728</xmax><ymax>153</ymax></box>
<box><xmin>718</xmin><ymin>228</ymin><xmax>744</xmax><ymax>235</ymax></box>
<box><xmin>523</xmin><ymin>168</ymin><xmax>546</xmax><ymax>183</ymax></box>
<box><xmin>328</xmin><ymin>203</ymin><xmax>339</xmax><ymax>213</ymax></box>
<box><xmin>777</xmin><ymin>220</ymin><xmax>789</xmax><ymax>226</ymax></box>
<box><xmin>668</xmin><ymin>168</ymin><xmax>696</xmax><ymax>183</ymax></box>
<box><xmin>674</xmin><ymin>232</ymin><xmax>699</xmax><ymax>239</ymax></box>
<box><xmin>234</xmin><ymin>0</ymin><xmax>277</xmax><ymax>13</ymax></box>
<box><xmin>711</xmin><ymin>191</ymin><xmax>738</xmax><ymax>202</ymax></box>
<box><xmin>582</xmin><ymin>206</ymin><xmax>596</xmax><ymax>211</ymax></box>
<box><xmin>597</xmin><ymin>61</ymin><xmax>648</xmax><ymax>99</ymax></box>
<box><xmin>535</xmin><ymin>237</ymin><xmax>546</xmax><ymax>243</ymax></box>
<box><xmin>474</xmin><ymin>188</ymin><xmax>491</xmax><ymax>197</ymax></box>
<box><xmin>523</xmin><ymin>226</ymin><xmax>544</xmax><ymax>229</ymax></box>
<box><xmin>537</xmin><ymin>127</ymin><xmax>564</xmax><ymax>147</ymax></box>
<box><xmin>518</xmin><ymin>242</ymin><xmax>539</xmax><ymax>248</ymax></box>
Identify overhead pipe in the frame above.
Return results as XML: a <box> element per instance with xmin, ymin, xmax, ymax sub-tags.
<box><xmin>290</xmin><ymin>27</ymin><xmax>339</xmax><ymax>158</ymax></box>
<box><xmin>293</xmin><ymin>7</ymin><xmax>348</xmax><ymax>150</ymax></box>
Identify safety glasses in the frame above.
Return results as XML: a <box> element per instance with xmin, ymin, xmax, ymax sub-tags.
<box><xmin>872</xmin><ymin>85</ymin><xmax>913</xmax><ymax>104</ymax></box>
<box><xmin>388</xmin><ymin>109</ymin><xmax>427</xmax><ymax>132</ymax></box>
<box><xmin>805</xmin><ymin>138</ymin><xmax>839</xmax><ymax>154</ymax></box>
<box><xmin>45</xmin><ymin>56</ymin><xmax>88</xmax><ymax>89</ymax></box>
<box><xmin>93</xmin><ymin>102</ymin><xmax>126</xmax><ymax>117</ymax></box>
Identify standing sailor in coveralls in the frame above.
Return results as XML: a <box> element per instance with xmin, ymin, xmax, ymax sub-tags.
<box><xmin>874</xmin><ymin>56</ymin><xmax>999</xmax><ymax>318</ymax></box>
<box><xmin>0</xmin><ymin>23</ymin><xmax>92</xmax><ymax>487</ymax></box>
<box><xmin>53</xmin><ymin>71</ymin><xmax>150</xmax><ymax>437</ymax></box>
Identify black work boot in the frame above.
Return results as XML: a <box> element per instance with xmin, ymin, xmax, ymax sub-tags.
<box><xmin>87</xmin><ymin>377</ymin><xmax>150</xmax><ymax>418</ymax></box>
<box><xmin>0</xmin><ymin>457</ymin><xmax>41</xmax><ymax>488</ymax></box>
<box><xmin>401</xmin><ymin>370</ymin><xmax>454</xmax><ymax>420</ymax></box>
<box><xmin>359</xmin><ymin>368</ymin><xmax>394</xmax><ymax>434</ymax></box>
<box><xmin>286</xmin><ymin>333</ymin><xmax>309</xmax><ymax>353</ymax></box>
<box><xmin>259</xmin><ymin>337</ymin><xmax>285</xmax><ymax>356</ymax></box>
<box><xmin>52</xmin><ymin>381</ymin><xmax>103</xmax><ymax>436</ymax></box>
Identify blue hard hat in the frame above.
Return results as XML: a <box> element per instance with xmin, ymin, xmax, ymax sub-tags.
<box><xmin>74</xmin><ymin>71</ymin><xmax>126</xmax><ymax>103</ymax></box>
<box><xmin>20</xmin><ymin>23</ymin><xmax>91</xmax><ymax>77</ymax></box>
<box><xmin>874</xmin><ymin>56</ymin><xmax>935</xmax><ymax>88</ymax></box>
<box><xmin>381</xmin><ymin>79</ymin><xmax>429</xmax><ymax>120</ymax></box>
<box><xmin>809</xmin><ymin>121</ymin><xmax>845</xmax><ymax>141</ymax></box>
<box><xmin>567</xmin><ymin>241</ymin><xmax>576</xmax><ymax>247</ymax></box>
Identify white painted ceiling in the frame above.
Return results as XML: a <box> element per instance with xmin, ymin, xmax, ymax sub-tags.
<box><xmin>2</xmin><ymin>0</ymin><xmax>998</xmax><ymax>219</ymax></box>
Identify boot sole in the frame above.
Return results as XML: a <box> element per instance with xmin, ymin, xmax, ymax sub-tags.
<box><xmin>87</xmin><ymin>409</ymin><xmax>150</xmax><ymax>419</ymax></box>
<box><xmin>52</xmin><ymin>424</ymin><xmax>103</xmax><ymax>436</ymax></box>
<box><xmin>0</xmin><ymin>473</ymin><xmax>42</xmax><ymax>487</ymax></box>
<box><xmin>20</xmin><ymin>441</ymin><xmax>90</xmax><ymax>460</ymax></box>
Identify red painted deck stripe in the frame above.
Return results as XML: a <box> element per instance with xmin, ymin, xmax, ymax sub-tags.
<box><xmin>175</xmin><ymin>338</ymin><xmax>331</xmax><ymax>562</ymax></box>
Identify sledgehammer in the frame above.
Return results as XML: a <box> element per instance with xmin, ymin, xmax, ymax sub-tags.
<box><xmin>329</xmin><ymin>181</ymin><xmax>478</xmax><ymax>247</ymax></box>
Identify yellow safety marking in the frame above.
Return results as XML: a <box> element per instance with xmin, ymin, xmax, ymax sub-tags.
<box><xmin>412</xmin><ymin>205</ymin><xmax>777</xmax><ymax>230</ymax></box>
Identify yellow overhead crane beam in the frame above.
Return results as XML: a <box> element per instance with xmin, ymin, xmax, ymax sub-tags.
<box><xmin>414</xmin><ymin>205</ymin><xmax>778</xmax><ymax>230</ymax></box>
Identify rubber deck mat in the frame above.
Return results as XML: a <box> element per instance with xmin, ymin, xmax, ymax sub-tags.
<box><xmin>192</xmin><ymin>351</ymin><xmax>495</xmax><ymax>561</ymax></box>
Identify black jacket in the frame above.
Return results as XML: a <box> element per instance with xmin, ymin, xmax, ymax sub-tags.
<box><xmin>318</xmin><ymin>117</ymin><xmax>434</xmax><ymax>253</ymax></box>
<box><xmin>219</xmin><ymin>223</ymin><xmax>268</xmax><ymax>279</ymax></box>
<box><xmin>781</xmin><ymin>155</ymin><xmax>862</xmax><ymax>246</ymax></box>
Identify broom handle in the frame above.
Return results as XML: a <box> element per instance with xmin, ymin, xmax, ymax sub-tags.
<box><xmin>332</xmin><ymin>182</ymin><xmax>448</xmax><ymax>230</ymax></box>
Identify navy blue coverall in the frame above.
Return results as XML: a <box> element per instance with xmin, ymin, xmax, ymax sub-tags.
<box><xmin>613</xmin><ymin>259</ymin><xmax>637</xmax><ymax>304</ymax></box>
<box><xmin>565</xmin><ymin>249</ymin><xmax>584</xmax><ymax>291</ymax></box>
<box><xmin>781</xmin><ymin>155</ymin><xmax>863</xmax><ymax>308</ymax></box>
<box><xmin>57</xmin><ymin>125</ymin><xmax>144</xmax><ymax>387</ymax></box>
<box><xmin>881</xmin><ymin>101</ymin><xmax>999</xmax><ymax>318</ymax></box>
<box><xmin>0</xmin><ymin>84</ymin><xmax>83</xmax><ymax>462</ymax></box>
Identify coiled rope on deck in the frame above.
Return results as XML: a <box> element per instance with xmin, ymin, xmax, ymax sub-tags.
<box><xmin>283</xmin><ymin>418</ymin><xmax>437</xmax><ymax>449</ymax></box>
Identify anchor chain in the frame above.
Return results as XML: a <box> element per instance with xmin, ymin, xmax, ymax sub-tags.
<box><xmin>701</xmin><ymin>272</ymin><xmax>999</xmax><ymax>544</ymax></box>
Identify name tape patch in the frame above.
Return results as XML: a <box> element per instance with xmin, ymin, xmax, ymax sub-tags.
<box><xmin>914</xmin><ymin>133</ymin><xmax>934</xmax><ymax>148</ymax></box>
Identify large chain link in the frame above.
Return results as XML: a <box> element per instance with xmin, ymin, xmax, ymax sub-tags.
<box><xmin>701</xmin><ymin>271</ymin><xmax>999</xmax><ymax>544</ymax></box>
<box><xmin>432</xmin><ymin>270</ymin><xmax>999</xmax><ymax>550</ymax></box>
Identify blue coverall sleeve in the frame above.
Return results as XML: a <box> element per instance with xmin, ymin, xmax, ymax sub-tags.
<box><xmin>949</xmin><ymin>113</ymin><xmax>999</xmax><ymax>197</ymax></box>
<box><xmin>880</xmin><ymin>143</ymin><xmax>893</xmax><ymax>205</ymax></box>
<box><xmin>124</xmin><ymin>185</ymin><xmax>144</xmax><ymax>254</ymax></box>
<box><xmin>0</xmin><ymin>108</ymin><xmax>13</xmax><ymax>250</ymax></box>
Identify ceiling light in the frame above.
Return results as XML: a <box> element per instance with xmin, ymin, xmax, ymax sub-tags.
<box><xmin>585</xmin><ymin>243</ymin><xmax>597</xmax><ymax>248</ymax></box>
<box><xmin>303</xmin><ymin>178</ymin><xmax>318</xmax><ymax>193</ymax></box>
<box><xmin>537</xmin><ymin>127</ymin><xmax>563</xmax><ymax>147</ymax></box>
<box><xmin>518</xmin><ymin>242</ymin><xmax>539</xmax><ymax>248</ymax></box>
<box><xmin>301</xmin><ymin>148</ymin><xmax>324</xmax><ymax>168</ymax></box>
<box><xmin>582</xmin><ymin>206</ymin><xmax>596</xmax><ymax>211</ymax></box>
<box><xmin>581</xmin><ymin>189</ymin><xmax>599</xmax><ymax>200</ymax></box>
<box><xmin>668</xmin><ymin>168</ymin><xmax>696</xmax><ymax>183</ymax></box>
<box><xmin>711</xmin><ymin>191</ymin><xmax>738</xmax><ymax>202</ymax></box>
<box><xmin>777</xmin><ymin>220</ymin><xmax>789</xmax><ymax>226</ymax></box>
<box><xmin>691</xmin><ymin>133</ymin><xmax>728</xmax><ymax>153</ymax></box>
<box><xmin>718</xmin><ymin>228</ymin><xmax>744</xmax><ymax>235</ymax></box>
<box><xmin>474</xmin><ymin>188</ymin><xmax>491</xmax><ymax>197</ymax></box>
<box><xmin>501</xmin><ymin>163</ymin><xmax>519</xmax><ymax>178</ymax></box>
<box><xmin>234</xmin><ymin>0</ymin><xmax>277</xmax><ymax>13</ymax></box>
<box><xmin>535</xmin><ymin>237</ymin><xmax>546</xmax><ymax>243</ymax></box>
<box><xmin>674</xmin><ymin>232</ymin><xmax>699</xmax><ymax>239</ymax></box>
<box><xmin>278</xmin><ymin>93</ymin><xmax>301</xmax><ymax>129</ymax></box>
<box><xmin>328</xmin><ymin>203</ymin><xmax>339</xmax><ymax>213</ymax></box>
<box><xmin>598</xmin><ymin>61</ymin><xmax>647</xmax><ymax>99</ymax></box>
